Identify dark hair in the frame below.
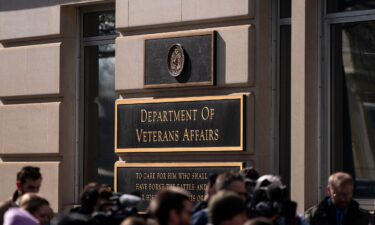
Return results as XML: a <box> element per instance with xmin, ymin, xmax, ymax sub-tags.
<box><xmin>208</xmin><ymin>191</ymin><xmax>246</xmax><ymax>225</ymax></box>
<box><xmin>148</xmin><ymin>187</ymin><xmax>190</xmax><ymax>225</ymax></box>
<box><xmin>79</xmin><ymin>183</ymin><xmax>113</xmax><ymax>214</ymax></box>
<box><xmin>240</xmin><ymin>167</ymin><xmax>260</xmax><ymax>181</ymax></box>
<box><xmin>208</xmin><ymin>173</ymin><xmax>218</xmax><ymax>188</ymax></box>
<box><xmin>215</xmin><ymin>172</ymin><xmax>244</xmax><ymax>191</ymax></box>
<box><xmin>51</xmin><ymin>213</ymin><xmax>90</xmax><ymax>225</ymax></box>
<box><xmin>17</xmin><ymin>166</ymin><xmax>42</xmax><ymax>184</ymax></box>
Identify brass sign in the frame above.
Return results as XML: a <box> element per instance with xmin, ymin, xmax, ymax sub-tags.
<box><xmin>115</xmin><ymin>95</ymin><xmax>244</xmax><ymax>153</ymax></box>
<box><xmin>114</xmin><ymin>162</ymin><xmax>243</xmax><ymax>211</ymax></box>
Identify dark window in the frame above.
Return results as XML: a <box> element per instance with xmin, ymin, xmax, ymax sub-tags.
<box><xmin>82</xmin><ymin>9</ymin><xmax>118</xmax><ymax>188</ymax></box>
<box><xmin>83</xmin><ymin>10</ymin><xmax>117</xmax><ymax>37</ymax></box>
<box><xmin>280</xmin><ymin>0</ymin><xmax>291</xmax><ymax>18</ymax></box>
<box><xmin>327</xmin><ymin>0</ymin><xmax>375</xmax><ymax>13</ymax></box>
<box><xmin>331</xmin><ymin>21</ymin><xmax>375</xmax><ymax>198</ymax></box>
<box><xmin>279</xmin><ymin>25</ymin><xmax>291</xmax><ymax>191</ymax></box>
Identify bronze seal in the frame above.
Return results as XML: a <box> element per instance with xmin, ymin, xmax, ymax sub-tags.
<box><xmin>167</xmin><ymin>44</ymin><xmax>185</xmax><ymax>77</ymax></box>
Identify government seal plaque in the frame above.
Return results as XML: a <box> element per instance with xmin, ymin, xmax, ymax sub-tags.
<box><xmin>167</xmin><ymin>44</ymin><xmax>185</xmax><ymax>77</ymax></box>
<box><xmin>144</xmin><ymin>30</ymin><xmax>215</xmax><ymax>88</ymax></box>
<box><xmin>114</xmin><ymin>162</ymin><xmax>243</xmax><ymax>211</ymax></box>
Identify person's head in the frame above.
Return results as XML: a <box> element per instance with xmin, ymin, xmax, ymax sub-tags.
<box><xmin>16</xmin><ymin>166</ymin><xmax>42</xmax><ymax>195</ymax></box>
<box><xmin>148</xmin><ymin>187</ymin><xmax>192</xmax><ymax>225</ymax></box>
<box><xmin>50</xmin><ymin>213</ymin><xmax>89</xmax><ymax>225</ymax></box>
<box><xmin>121</xmin><ymin>217</ymin><xmax>146</xmax><ymax>225</ymax></box>
<box><xmin>240</xmin><ymin>167</ymin><xmax>259</xmax><ymax>196</ymax></box>
<box><xmin>19</xmin><ymin>193</ymin><xmax>52</xmax><ymax>225</ymax></box>
<box><xmin>240</xmin><ymin>167</ymin><xmax>260</xmax><ymax>181</ymax></box>
<box><xmin>244</xmin><ymin>218</ymin><xmax>272</xmax><ymax>225</ymax></box>
<box><xmin>204</xmin><ymin>173</ymin><xmax>218</xmax><ymax>202</ymax></box>
<box><xmin>80</xmin><ymin>183</ymin><xmax>113</xmax><ymax>214</ymax></box>
<box><xmin>327</xmin><ymin>172</ymin><xmax>353</xmax><ymax>209</ymax></box>
<box><xmin>215</xmin><ymin>172</ymin><xmax>246</xmax><ymax>199</ymax></box>
<box><xmin>208</xmin><ymin>191</ymin><xmax>247</xmax><ymax>225</ymax></box>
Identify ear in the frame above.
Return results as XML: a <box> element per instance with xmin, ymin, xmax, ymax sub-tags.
<box><xmin>169</xmin><ymin>209</ymin><xmax>179</xmax><ymax>225</ymax></box>
<box><xmin>16</xmin><ymin>181</ymin><xmax>21</xmax><ymax>190</ymax></box>
<box><xmin>326</xmin><ymin>185</ymin><xmax>332</xmax><ymax>196</ymax></box>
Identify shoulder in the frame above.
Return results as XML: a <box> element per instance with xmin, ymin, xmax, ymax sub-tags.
<box><xmin>0</xmin><ymin>199</ymin><xmax>14</xmax><ymax>211</ymax></box>
<box><xmin>349</xmin><ymin>200</ymin><xmax>369</xmax><ymax>217</ymax></box>
<box><xmin>304</xmin><ymin>199</ymin><xmax>331</xmax><ymax>225</ymax></box>
<box><xmin>305</xmin><ymin>200</ymin><xmax>327</xmax><ymax>218</ymax></box>
<box><xmin>352</xmin><ymin>208</ymin><xmax>370</xmax><ymax>225</ymax></box>
<box><xmin>304</xmin><ymin>205</ymin><xmax>318</xmax><ymax>219</ymax></box>
<box><xmin>4</xmin><ymin>208</ymin><xmax>39</xmax><ymax>225</ymax></box>
<box><xmin>192</xmin><ymin>209</ymin><xmax>208</xmax><ymax>225</ymax></box>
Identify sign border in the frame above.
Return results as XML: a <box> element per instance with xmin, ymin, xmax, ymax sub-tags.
<box><xmin>143</xmin><ymin>30</ymin><xmax>215</xmax><ymax>88</ymax></box>
<box><xmin>115</xmin><ymin>95</ymin><xmax>244</xmax><ymax>153</ymax></box>
<box><xmin>114</xmin><ymin>162</ymin><xmax>244</xmax><ymax>192</ymax></box>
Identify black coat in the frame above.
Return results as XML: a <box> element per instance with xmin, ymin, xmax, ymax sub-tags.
<box><xmin>305</xmin><ymin>197</ymin><xmax>369</xmax><ymax>225</ymax></box>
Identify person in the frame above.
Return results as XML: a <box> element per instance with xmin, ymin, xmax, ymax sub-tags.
<box><xmin>215</xmin><ymin>172</ymin><xmax>247</xmax><ymax>199</ymax></box>
<box><xmin>192</xmin><ymin>173</ymin><xmax>218</xmax><ymax>214</ymax></box>
<box><xmin>207</xmin><ymin>190</ymin><xmax>247</xmax><ymax>225</ymax></box>
<box><xmin>19</xmin><ymin>193</ymin><xmax>52</xmax><ymax>225</ymax></box>
<box><xmin>71</xmin><ymin>183</ymin><xmax>113</xmax><ymax>216</ymax></box>
<box><xmin>249</xmin><ymin>175</ymin><xmax>308</xmax><ymax>225</ymax></box>
<box><xmin>121</xmin><ymin>216</ymin><xmax>146</xmax><ymax>225</ymax></box>
<box><xmin>3</xmin><ymin>207</ymin><xmax>39</xmax><ymax>225</ymax></box>
<box><xmin>0</xmin><ymin>166</ymin><xmax>42</xmax><ymax>225</ymax></box>
<box><xmin>148</xmin><ymin>187</ymin><xmax>192</xmax><ymax>225</ymax></box>
<box><xmin>192</xmin><ymin>172</ymin><xmax>246</xmax><ymax>225</ymax></box>
<box><xmin>244</xmin><ymin>218</ymin><xmax>272</xmax><ymax>225</ymax></box>
<box><xmin>51</xmin><ymin>213</ymin><xmax>90</xmax><ymax>225</ymax></box>
<box><xmin>240</xmin><ymin>167</ymin><xmax>260</xmax><ymax>200</ymax></box>
<box><xmin>305</xmin><ymin>172</ymin><xmax>369</xmax><ymax>225</ymax></box>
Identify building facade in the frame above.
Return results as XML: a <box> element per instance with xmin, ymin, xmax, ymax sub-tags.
<box><xmin>0</xmin><ymin>0</ymin><xmax>374</xmax><ymax>213</ymax></box>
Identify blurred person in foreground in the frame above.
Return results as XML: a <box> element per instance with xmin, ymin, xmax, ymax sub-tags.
<box><xmin>4</xmin><ymin>193</ymin><xmax>51</xmax><ymax>225</ymax></box>
<box><xmin>192</xmin><ymin>172</ymin><xmax>246</xmax><ymax>225</ymax></box>
<box><xmin>240</xmin><ymin>167</ymin><xmax>260</xmax><ymax>201</ymax></box>
<box><xmin>0</xmin><ymin>166</ymin><xmax>42</xmax><ymax>224</ymax></box>
<box><xmin>71</xmin><ymin>183</ymin><xmax>113</xmax><ymax>217</ymax></box>
<box><xmin>244</xmin><ymin>218</ymin><xmax>272</xmax><ymax>225</ymax></box>
<box><xmin>51</xmin><ymin>213</ymin><xmax>90</xmax><ymax>225</ymax></box>
<box><xmin>3</xmin><ymin>207</ymin><xmax>39</xmax><ymax>225</ymax></box>
<box><xmin>192</xmin><ymin>173</ymin><xmax>218</xmax><ymax>214</ymax></box>
<box><xmin>19</xmin><ymin>193</ymin><xmax>52</xmax><ymax>225</ymax></box>
<box><xmin>249</xmin><ymin>175</ymin><xmax>307</xmax><ymax>225</ymax></box>
<box><xmin>148</xmin><ymin>187</ymin><xmax>192</xmax><ymax>225</ymax></box>
<box><xmin>305</xmin><ymin>172</ymin><xmax>369</xmax><ymax>225</ymax></box>
<box><xmin>121</xmin><ymin>216</ymin><xmax>146</xmax><ymax>225</ymax></box>
<box><xmin>208</xmin><ymin>190</ymin><xmax>247</xmax><ymax>225</ymax></box>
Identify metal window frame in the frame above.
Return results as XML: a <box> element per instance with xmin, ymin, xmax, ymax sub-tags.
<box><xmin>76</xmin><ymin>4</ymin><xmax>117</xmax><ymax>202</ymax></box>
<box><xmin>321</xmin><ymin>0</ymin><xmax>375</xmax><ymax>210</ymax></box>
<box><xmin>272</xmin><ymin>0</ymin><xmax>292</xmax><ymax>184</ymax></box>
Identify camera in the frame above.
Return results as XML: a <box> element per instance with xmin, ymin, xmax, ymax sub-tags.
<box><xmin>90</xmin><ymin>193</ymin><xmax>142</xmax><ymax>225</ymax></box>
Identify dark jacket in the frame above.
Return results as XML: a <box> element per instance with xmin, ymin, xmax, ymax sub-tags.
<box><xmin>0</xmin><ymin>190</ymin><xmax>19</xmax><ymax>225</ymax></box>
<box><xmin>305</xmin><ymin>197</ymin><xmax>369</xmax><ymax>225</ymax></box>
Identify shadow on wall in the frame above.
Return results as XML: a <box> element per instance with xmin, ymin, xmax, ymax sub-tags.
<box><xmin>0</xmin><ymin>0</ymin><xmax>91</xmax><ymax>11</ymax></box>
<box><xmin>216</xmin><ymin>33</ymin><xmax>226</xmax><ymax>85</ymax></box>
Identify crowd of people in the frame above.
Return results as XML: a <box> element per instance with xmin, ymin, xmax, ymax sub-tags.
<box><xmin>0</xmin><ymin>166</ymin><xmax>372</xmax><ymax>225</ymax></box>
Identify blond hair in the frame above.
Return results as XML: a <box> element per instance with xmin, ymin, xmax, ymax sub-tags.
<box><xmin>19</xmin><ymin>193</ymin><xmax>49</xmax><ymax>214</ymax></box>
<box><xmin>328</xmin><ymin>172</ymin><xmax>353</xmax><ymax>189</ymax></box>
